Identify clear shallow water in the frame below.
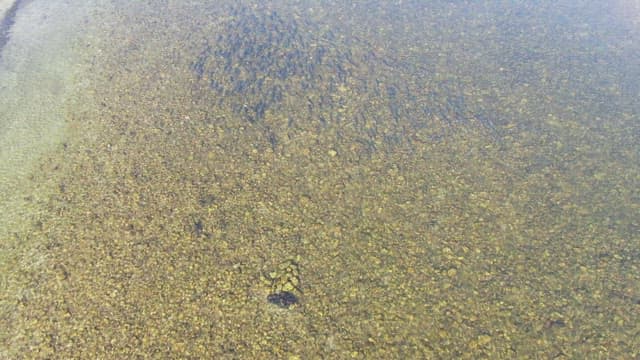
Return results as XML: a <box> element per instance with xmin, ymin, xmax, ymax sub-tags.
<box><xmin>0</xmin><ymin>2</ymin><xmax>98</xmax><ymax>351</ymax></box>
<box><xmin>1</xmin><ymin>1</ymin><xmax>638</xmax><ymax>358</ymax></box>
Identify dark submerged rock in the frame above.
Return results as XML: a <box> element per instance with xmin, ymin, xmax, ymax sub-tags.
<box><xmin>267</xmin><ymin>291</ymin><xmax>299</xmax><ymax>309</ymax></box>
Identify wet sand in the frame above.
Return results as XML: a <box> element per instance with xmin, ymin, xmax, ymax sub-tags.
<box><xmin>0</xmin><ymin>0</ymin><xmax>15</xmax><ymax>18</ymax></box>
<box><xmin>0</xmin><ymin>1</ymin><xmax>107</xmax><ymax>357</ymax></box>
<box><xmin>0</xmin><ymin>0</ymin><xmax>19</xmax><ymax>53</ymax></box>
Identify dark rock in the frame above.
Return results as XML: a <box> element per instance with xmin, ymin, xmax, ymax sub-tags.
<box><xmin>267</xmin><ymin>291</ymin><xmax>299</xmax><ymax>309</ymax></box>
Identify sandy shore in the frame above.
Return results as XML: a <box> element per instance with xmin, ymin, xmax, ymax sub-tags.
<box><xmin>0</xmin><ymin>0</ymin><xmax>15</xmax><ymax>21</ymax></box>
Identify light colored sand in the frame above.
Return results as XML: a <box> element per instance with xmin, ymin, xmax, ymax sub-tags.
<box><xmin>0</xmin><ymin>0</ymin><xmax>106</xmax><ymax>356</ymax></box>
<box><xmin>0</xmin><ymin>0</ymin><xmax>16</xmax><ymax>21</ymax></box>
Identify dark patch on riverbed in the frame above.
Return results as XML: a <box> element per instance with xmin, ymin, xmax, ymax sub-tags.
<box><xmin>190</xmin><ymin>3</ymin><xmax>502</xmax><ymax>149</ymax></box>
<box><xmin>191</xmin><ymin>4</ymin><xmax>354</xmax><ymax>124</ymax></box>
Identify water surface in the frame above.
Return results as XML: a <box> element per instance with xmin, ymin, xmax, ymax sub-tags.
<box><xmin>1</xmin><ymin>0</ymin><xmax>638</xmax><ymax>358</ymax></box>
